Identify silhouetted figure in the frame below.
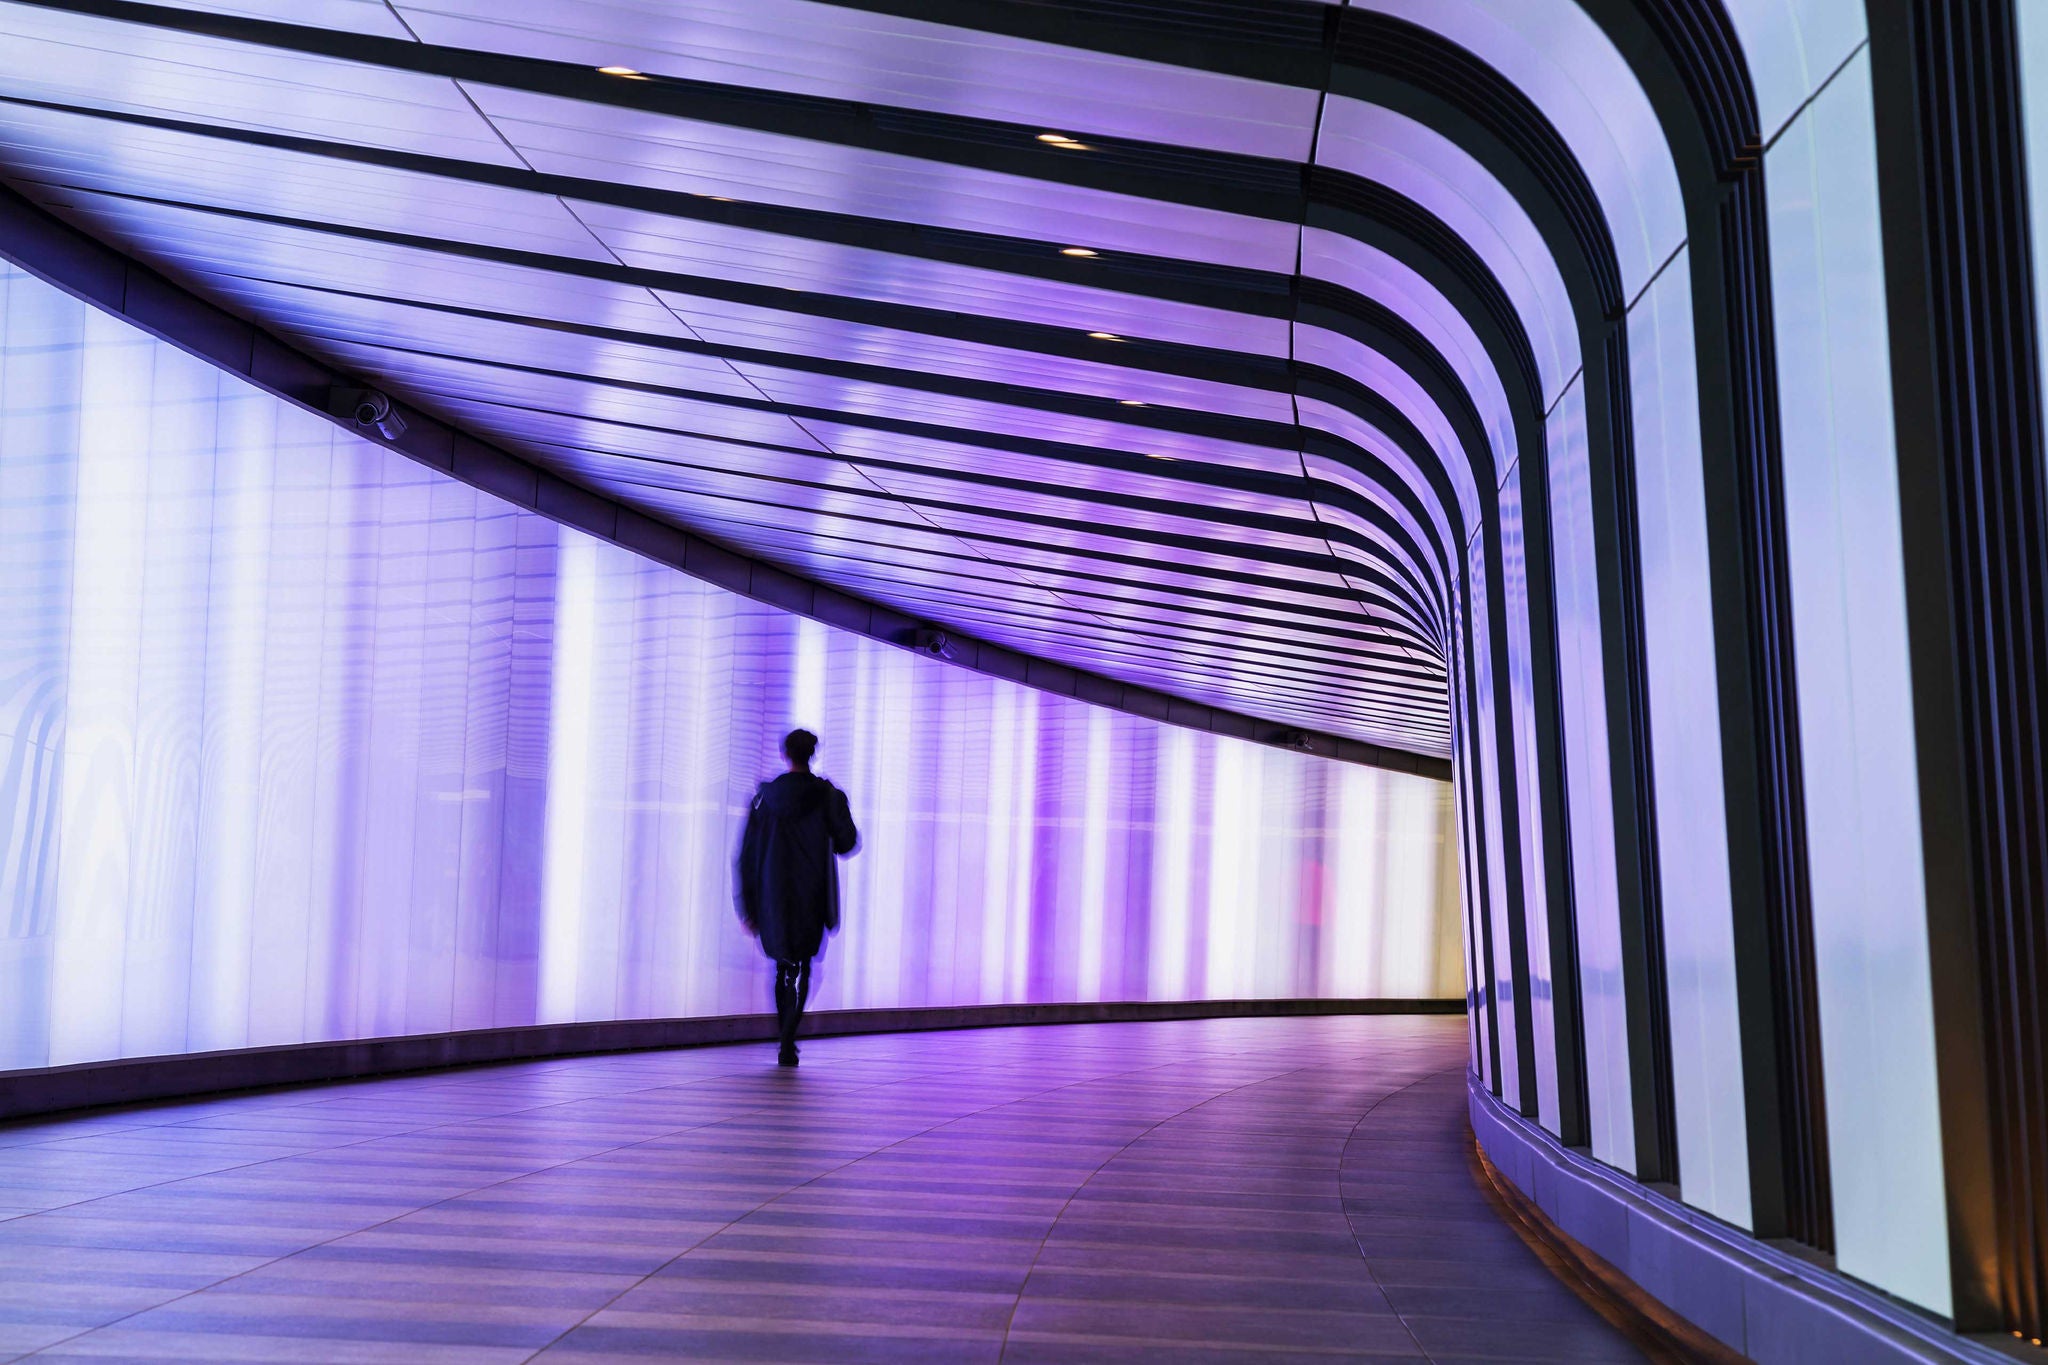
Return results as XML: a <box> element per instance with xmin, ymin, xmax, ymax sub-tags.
<box><xmin>736</xmin><ymin>729</ymin><xmax>859</xmax><ymax>1067</ymax></box>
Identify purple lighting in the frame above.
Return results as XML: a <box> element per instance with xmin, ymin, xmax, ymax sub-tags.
<box><xmin>0</xmin><ymin>261</ymin><xmax>1462</xmax><ymax>1072</ymax></box>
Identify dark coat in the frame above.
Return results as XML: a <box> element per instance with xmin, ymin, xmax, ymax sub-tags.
<box><xmin>736</xmin><ymin>771</ymin><xmax>859</xmax><ymax>962</ymax></box>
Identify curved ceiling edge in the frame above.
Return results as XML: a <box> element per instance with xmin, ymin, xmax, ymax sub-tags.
<box><xmin>0</xmin><ymin>180</ymin><xmax>1450</xmax><ymax>779</ymax></box>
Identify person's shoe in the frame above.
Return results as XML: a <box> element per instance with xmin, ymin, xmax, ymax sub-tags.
<box><xmin>777</xmin><ymin>1045</ymin><xmax>799</xmax><ymax>1068</ymax></box>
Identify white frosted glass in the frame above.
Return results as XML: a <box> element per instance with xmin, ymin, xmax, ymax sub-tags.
<box><xmin>1468</xmin><ymin>531</ymin><xmax>1521</xmax><ymax>1108</ymax></box>
<box><xmin>1500</xmin><ymin>462</ymin><xmax>1559</xmax><ymax>1130</ymax></box>
<box><xmin>1543</xmin><ymin>378</ymin><xmax>1637</xmax><ymax>1172</ymax></box>
<box><xmin>1722</xmin><ymin>0</ymin><xmax>1868</xmax><ymax>143</ymax></box>
<box><xmin>0</xmin><ymin>261</ymin><xmax>1464</xmax><ymax>1071</ymax></box>
<box><xmin>0</xmin><ymin>270</ymin><xmax>79</xmax><ymax>1058</ymax></box>
<box><xmin>1629</xmin><ymin>252</ymin><xmax>1751</xmax><ymax>1228</ymax></box>
<box><xmin>1449</xmin><ymin>586</ymin><xmax>1492</xmax><ymax>1084</ymax></box>
<box><xmin>1767</xmin><ymin>54</ymin><xmax>1951</xmax><ymax>1315</ymax></box>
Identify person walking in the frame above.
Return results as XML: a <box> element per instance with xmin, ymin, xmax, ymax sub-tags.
<box><xmin>736</xmin><ymin>729</ymin><xmax>859</xmax><ymax>1067</ymax></box>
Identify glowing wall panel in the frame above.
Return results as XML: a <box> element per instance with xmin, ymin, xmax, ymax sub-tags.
<box><xmin>0</xmin><ymin>262</ymin><xmax>1463</xmax><ymax>1072</ymax></box>
<box><xmin>1500</xmin><ymin>462</ymin><xmax>1560</xmax><ymax>1132</ymax></box>
<box><xmin>1449</xmin><ymin>578</ymin><xmax>1490</xmax><ymax>1084</ymax></box>
<box><xmin>1768</xmin><ymin>52</ymin><xmax>1951</xmax><ymax>1315</ymax></box>
<box><xmin>1543</xmin><ymin>376</ymin><xmax>1636</xmax><ymax>1172</ymax></box>
<box><xmin>1722</xmin><ymin>0</ymin><xmax>1868</xmax><ymax>143</ymax></box>
<box><xmin>1468</xmin><ymin>530</ymin><xmax>1520</xmax><ymax>1108</ymax></box>
<box><xmin>1628</xmin><ymin>252</ymin><xmax>1752</xmax><ymax>1229</ymax></box>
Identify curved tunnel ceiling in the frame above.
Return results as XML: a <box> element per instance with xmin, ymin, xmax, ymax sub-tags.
<box><xmin>0</xmin><ymin>0</ymin><xmax>1760</xmax><ymax>762</ymax></box>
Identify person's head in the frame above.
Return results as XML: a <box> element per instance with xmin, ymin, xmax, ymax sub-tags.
<box><xmin>782</xmin><ymin>728</ymin><xmax>818</xmax><ymax>771</ymax></box>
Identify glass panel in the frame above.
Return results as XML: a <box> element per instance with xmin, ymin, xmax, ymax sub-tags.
<box><xmin>1628</xmin><ymin>249</ymin><xmax>1751</xmax><ymax>1228</ymax></box>
<box><xmin>1468</xmin><ymin>529</ymin><xmax>1521</xmax><ymax>1108</ymax></box>
<box><xmin>1721</xmin><ymin>0</ymin><xmax>1869</xmax><ymax>144</ymax></box>
<box><xmin>1501</xmin><ymin>461</ymin><xmax>1559</xmax><ymax>1130</ymax></box>
<box><xmin>0</xmin><ymin>261</ymin><xmax>1464</xmax><ymax>1070</ymax></box>
<box><xmin>1544</xmin><ymin>376</ymin><xmax>1637</xmax><ymax>1172</ymax></box>
<box><xmin>1767</xmin><ymin>50</ymin><xmax>1950</xmax><ymax>1316</ymax></box>
<box><xmin>1449</xmin><ymin>579</ymin><xmax>1492</xmax><ymax>1083</ymax></box>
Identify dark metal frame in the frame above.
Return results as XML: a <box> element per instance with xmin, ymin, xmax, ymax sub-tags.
<box><xmin>1870</xmin><ymin>0</ymin><xmax>2048</xmax><ymax>1334</ymax></box>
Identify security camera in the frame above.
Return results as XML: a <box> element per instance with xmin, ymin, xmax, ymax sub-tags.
<box><xmin>912</xmin><ymin>628</ymin><xmax>957</xmax><ymax>661</ymax></box>
<box><xmin>328</xmin><ymin>385</ymin><xmax>407</xmax><ymax>441</ymax></box>
<box><xmin>1272</xmin><ymin>729</ymin><xmax>1316</xmax><ymax>753</ymax></box>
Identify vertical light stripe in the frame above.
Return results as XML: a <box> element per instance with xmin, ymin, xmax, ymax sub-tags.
<box><xmin>1204</xmin><ymin>739</ymin><xmax>1254</xmax><ymax>999</ymax></box>
<box><xmin>1545</xmin><ymin>376</ymin><xmax>1636</xmax><ymax>1173</ymax></box>
<box><xmin>1006</xmin><ymin>689</ymin><xmax>1039</xmax><ymax>1003</ymax></box>
<box><xmin>1770</xmin><ymin>53</ymin><xmax>1950</xmax><ymax>1314</ymax></box>
<box><xmin>1076</xmin><ymin>704</ymin><xmax>1112</xmax><ymax>1000</ymax></box>
<box><xmin>48</xmin><ymin>317</ymin><xmax>152</xmax><ymax>1066</ymax></box>
<box><xmin>1631</xmin><ymin>251</ymin><xmax>1751</xmax><ymax>1229</ymax></box>
<box><xmin>792</xmin><ymin>615</ymin><xmax>826</xmax><ymax>732</ymax></box>
<box><xmin>538</xmin><ymin>531</ymin><xmax>598</xmax><ymax>1024</ymax></box>
<box><xmin>190</xmin><ymin>384</ymin><xmax>273</xmax><ymax>1053</ymax></box>
<box><xmin>1150</xmin><ymin>726</ymin><xmax>1196</xmax><ymax>1001</ymax></box>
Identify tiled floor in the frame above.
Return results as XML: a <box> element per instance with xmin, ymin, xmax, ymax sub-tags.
<box><xmin>0</xmin><ymin>1015</ymin><xmax>1647</xmax><ymax>1363</ymax></box>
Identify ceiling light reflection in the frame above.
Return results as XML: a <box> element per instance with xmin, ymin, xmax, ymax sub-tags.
<box><xmin>1087</xmin><ymin>332</ymin><xmax>1123</xmax><ymax>341</ymax></box>
<box><xmin>1061</xmin><ymin>247</ymin><xmax>1099</xmax><ymax>258</ymax></box>
<box><xmin>597</xmin><ymin>66</ymin><xmax>648</xmax><ymax>79</ymax></box>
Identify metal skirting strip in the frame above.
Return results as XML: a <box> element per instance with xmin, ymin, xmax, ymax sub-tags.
<box><xmin>0</xmin><ymin>998</ymin><xmax>1459</xmax><ymax>1123</ymax></box>
<box><xmin>1467</xmin><ymin>1075</ymin><xmax>2012</xmax><ymax>1365</ymax></box>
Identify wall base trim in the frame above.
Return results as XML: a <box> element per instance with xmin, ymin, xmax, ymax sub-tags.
<box><xmin>1469</xmin><ymin>1075</ymin><xmax>2013</xmax><ymax>1364</ymax></box>
<box><xmin>0</xmin><ymin>998</ymin><xmax>1458</xmax><ymax>1122</ymax></box>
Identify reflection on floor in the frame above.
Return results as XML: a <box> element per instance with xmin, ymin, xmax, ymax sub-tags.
<box><xmin>0</xmin><ymin>1015</ymin><xmax>1647</xmax><ymax>1363</ymax></box>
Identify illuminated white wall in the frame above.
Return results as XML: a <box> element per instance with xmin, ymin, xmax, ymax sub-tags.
<box><xmin>1468</xmin><ymin>530</ymin><xmax>1521</xmax><ymax>1109</ymax></box>
<box><xmin>1628</xmin><ymin>252</ymin><xmax>1752</xmax><ymax>1230</ymax></box>
<box><xmin>1500</xmin><ymin>461</ymin><xmax>1561</xmax><ymax>1130</ymax></box>
<box><xmin>1767</xmin><ymin>47</ymin><xmax>1951</xmax><ymax>1316</ymax></box>
<box><xmin>1542</xmin><ymin>376</ymin><xmax>1636</xmax><ymax>1172</ymax></box>
<box><xmin>0</xmin><ymin>261</ymin><xmax>1464</xmax><ymax>1072</ymax></box>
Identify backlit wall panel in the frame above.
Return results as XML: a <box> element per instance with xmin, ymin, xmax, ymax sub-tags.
<box><xmin>1448</xmin><ymin>580</ymin><xmax>1490</xmax><ymax>1084</ymax></box>
<box><xmin>1723</xmin><ymin>0</ymin><xmax>1868</xmax><ymax>144</ymax></box>
<box><xmin>1767</xmin><ymin>50</ymin><xmax>1951</xmax><ymax>1315</ymax></box>
<box><xmin>1468</xmin><ymin>530</ymin><xmax>1520</xmax><ymax>1109</ymax></box>
<box><xmin>1627</xmin><ymin>252</ymin><xmax>1752</xmax><ymax>1230</ymax></box>
<box><xmin>0</xmin><ymin>262</ymin><xmax>1463</xmax><ymax>1072</ymax></box>
<box><xmin>1500</xmin><ymin>461</ymin><xmax>1560</xmax><ymax>1131</ymax></box>
<box><xmin>1543</xmin><ymin>376</ymin><xmax>1636</xmax><ymax>1172</ymax></box>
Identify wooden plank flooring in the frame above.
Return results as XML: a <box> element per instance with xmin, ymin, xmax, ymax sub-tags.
<box><xmin>0</xmin><ymin>1016</ymin><xmax>1646</xmax><ymax>1362</ymax></box>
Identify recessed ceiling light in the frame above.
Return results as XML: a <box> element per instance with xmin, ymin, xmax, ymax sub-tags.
<box><xmin>1087</xmin><ymin>331</ymin><xmax>1122</xmax><ymax>341</ymax></box>
<box><xmin>597</xmin><ymin>65</ymin><xmax>648</xmax><ymax>78</ymax></box>
<box><xmin>1119</xmin><ymin>399</ymin><xmax>1147</xmax><ymax>407</ymax></box>
<box><xmin>1147</xmin><ymin>453</ymin><xmax>1176</xmax><ymax>460</ymax></box>
<box><xmin>1061</xmin><ymin>247</ymin><xmax>1098</xmax><ymax>258</ymax></box>
<box><xmin>1037</xmin><ymin>132</ymin><xmax>1077</xmax><ymax>145</ymax></box>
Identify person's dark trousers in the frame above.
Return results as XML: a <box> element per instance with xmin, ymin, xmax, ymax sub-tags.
<box><xmin>774</xmin><ymin>958</ymin><xmax>811</xmax><ymax>1064</ymax></box>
